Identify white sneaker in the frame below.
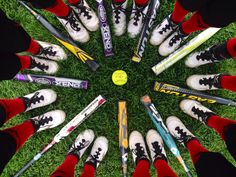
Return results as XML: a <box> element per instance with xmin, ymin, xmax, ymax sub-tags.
<box><xmin>186</xmin><ymin>74</ymin><xmax>221</xmax><ymax>91</ymax></box>
<box><xmin>56</xmin><ymin>10</ymin><xmax>89</xmax><ymax>43</ymax></box>
<box><xmin>112</xmin><ymin>0</ymin><xmax>128</xmax><ymax>36</ymax></box>
<box><xmin>85</xmin><ymin>136</ymin><xmax>108</xmax><ymax>168</ymax></box>
<box><xmin>29</xmin><ymin>56</ymin><xmax>59</xmax><ymax>74</ymax></box>
<box><xmin>185</xmin><ymin>46</ymin><xmax>221</xmax><ymax>68</ymax></box>
<box><xmin>129</xmin><ymin>131</ymin><xmax>150</xmax><ymax>165</ymax></box>
<box><xmin>150</xmin><ymin>14</ymin><xmax>179</xmax><ymax>46</ymax></box>
<box><xmin>30</xmin><ymin>110</ymin><xmax>65</xmax><ymax>132</ymax></box>
<box><xmin>146</xmin><ymin>129</ymin><xmax>167</xmax><ymax>163</ymax></box>
<box><xmin>180</xmin><ymin>99</ymin><xmax>215</xmax><ymax>124</ymax></box>
<box><xmin>127</xmin><ymin>1</ymin><xmax>149</xmax><ymax>38</ymax></box>
<box><xmin>166</xmin><ymin>116</ymin><xmax>195</xmax><ymax>145</ymax></box>
<box><xmin>68</xmin><ymin>129</ymin><xmax>95</xmax><ymax>158</ymax></box>
<box><xmin>22</xmin><ymin>89</ymin><xmax>57</xmax><ymax>112</ymax></box>
<box><xmin>35</xmin><ymin>41</ymin><xmax>67</xmax><ymax>61</ymax></box>
<box><xmin>70</xmin><ymin>0</ymin><xmax>99</xmax><ymax>32</ymax></box>
<box><xmin>159</xmin><ymin>28</ymin><xmax>188</xmax><ymax>56</ymax></box>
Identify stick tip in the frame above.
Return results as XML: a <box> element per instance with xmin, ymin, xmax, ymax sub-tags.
<box><xmin>141</xmin><ymin>95</ymin><xmax>151</xmax><ymax>103</ymax></box>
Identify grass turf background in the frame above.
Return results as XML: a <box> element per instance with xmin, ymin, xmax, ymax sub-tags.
<box><xmin>0</xmin><ymin>0</ymin><xmax>236</xmax><ymax>176</ymax></box>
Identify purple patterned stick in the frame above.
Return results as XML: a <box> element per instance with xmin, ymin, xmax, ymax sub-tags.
<box><xmin>96</xmin><ymin>0</ymin><xmax>114</xmax><ymax>57</ymax></box>
<box><xmin>14</xmin><ymin>74</ymin><xmax>89</xmax><ymax>90</ymax></box>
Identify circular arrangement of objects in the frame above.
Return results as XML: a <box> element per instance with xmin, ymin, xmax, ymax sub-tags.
<box><xmin>0</xmin><ymin>0</ymin><xmax>236</xmax><ymax>176</ymax></box>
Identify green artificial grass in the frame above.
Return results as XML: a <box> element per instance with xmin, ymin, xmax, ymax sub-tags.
<box><xmin>0</xmin><ymin>0</ymin><xmax>236</xmax><ymax>176</ymax></box>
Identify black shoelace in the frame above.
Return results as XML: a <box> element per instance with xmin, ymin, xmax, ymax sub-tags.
<box><xmin>65</xmin><ymin>11</ymin><xmax>81</xmax><ymax>31</ymax></box>
<box><xmin>39</xmin><ymin>46</ymin><xmax>56</xmax><ymax>58</ymax></box>
<box><xmin>75</xmin><ymin>0</ymin><xmax>92</xmax><ymax>20</ymax></box>
<box><xmin>192</xmin><ymin>106</ymin><xmax>211</xmax><ymax>123</ymax></box>
<box><xmin>159</xmin><ymin>16</ymin><xmax>177</xmax><ymax>35</ymax></box>
<box><xmin>89</xmin><ymin>148</ymin><xmax>102</xmax><ymax>167</ymax></box>
<box><xmin>169</xmin><ymin>30</ymin><xmax>186</xmax><ymax>47</ymax></box>
<box><xmin>175</xmin><ymin>126</ymin><xmax>192</xmax><ymax>144</ymax></box>
<box><xmin>196</xmin><ymin>46</ymin><xmax>219</xmax><ymax>62</ymax></box>
<box><xmin>113</xmin><ymin>3</ymin><xmax>126</xmax><ymax>24</ymax></box>
<box><xmin>199</xmin><ymin>76</ymin><xmax>218</xmax><ymax>89</ymax></box>
<box><xmin>69</xmin><ymin>139</ymin><xmax>90</xmax><ymax>156</ymax></box>
<box><xmin>31</xmin><ymin>58</ymin><xmax>49</xmax><ymax>71</ymax></box>
<box><xmin>72</xmin><ymin>139</ymin><xmax>89</xmax><ymax>150</ymax></box>
<box><xmin>36</xmin><ymin>115</ymin><xmax>53</xmax><ymax>127</ymax></box>
<box><xmin>132</xmin><ymin>143</ymin><xmax>148</xmax><ymax>162</ymax></box>
<box><xmin>151</xmin><ymin>142</ymin><xmax>165</xmax><ymax>160</ymax></box>
<box><xmin>131</xmin><ymin>6</ymin><xmax>146</xmax><ymax>26</ymax></box>
<box><xmin>24</xmin><ymin>92</ymin><xmax>44</xmax><ymax>109</ymax></box>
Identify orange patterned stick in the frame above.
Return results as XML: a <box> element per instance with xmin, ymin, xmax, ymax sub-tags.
<box><xmin>118</xmin><ymin>101</ymin><xmax>128</xmax><ymax>177</ymax></box>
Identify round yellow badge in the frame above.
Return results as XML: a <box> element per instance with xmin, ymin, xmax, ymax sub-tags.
<box><xmin>112</xmin><ymin>70</ymin><xmax>128</xmax><ymax>86</ymax></box>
